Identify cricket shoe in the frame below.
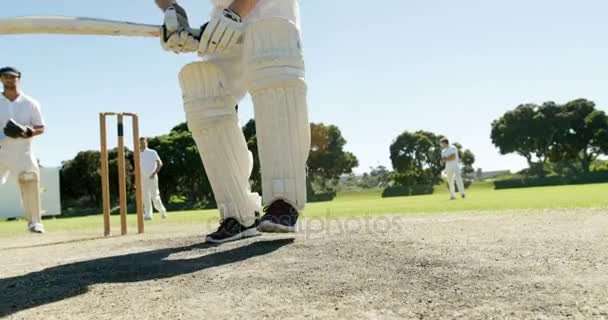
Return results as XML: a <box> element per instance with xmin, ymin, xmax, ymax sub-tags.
<box><xmin>258</xmin><ymin>200</ymin><xmax>299</xmax><ymax>233</ymax></box>
<box><xmin>28</xmin><ymin>222</ymin><xmax>45</xmax><ymax>234</ymax></box>
<box><xmin>205</xmin><ymin>218</ymin><xmax>260</xmax><ymax>244</ymax></box>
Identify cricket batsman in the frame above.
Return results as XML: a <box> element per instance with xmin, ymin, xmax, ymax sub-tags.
<box><xmin>155</xmin><ymin>0</ymin><xmax>310</xmax><ymax>243</ymax></box>
<box><xmin>0</xmin><ymin>67</ymin><xmax>46</xmax><ymax>233</ymax></box>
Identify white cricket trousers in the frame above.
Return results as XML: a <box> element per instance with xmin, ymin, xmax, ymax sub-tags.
<box><xmin>446</xmin><ymin>166</ymin><xmax>466</xmax><ymax>198</ymax></box>
<box><xmin>142</xmin><ymin>176</ymin><xmax>166</xmax><ymax>218</ymax></box>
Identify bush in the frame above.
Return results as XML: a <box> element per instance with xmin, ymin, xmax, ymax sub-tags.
<box><xmin>494</xmin><ymin>171</ymin><xmax>608</xmax><ymax>189</ymax></box>
<box><xmin>591</xmin><ymin>160</ymin><xmax>608</xmax><ymax>172</ymax></box>
<box><xmin>308</xmin><ymin>191</ymin><xmax>337</xmax><ymax>203</ymax></box>
<box><xmin>60</xmin><ymin>197</ymin><xmax>100</xmax><ymax>217</ymax></box>
<box><xmin>382</xmin><ymin>185</ymin><xmax>434</xmax><ymax>198</ymax></box>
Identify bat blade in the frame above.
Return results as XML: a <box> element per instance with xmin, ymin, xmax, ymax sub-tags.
<box><xmin>0</xmin><ymin>15</ymin><xmax>160</xmax><ymax>37</ymax></box>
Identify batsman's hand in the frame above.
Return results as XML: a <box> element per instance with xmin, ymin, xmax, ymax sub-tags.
<box><xmin>160</xmin><ymin>3</ymin><xmax>200</xmax><ymax>53</ymax></box>
<box><xmin>3</xmin><ymin>119</ymin><xmax>33</xmax><ymax>139</ymax></box>
<box><xmin>197</xmin><ymin>9</ymin><xmax>243</xmax><ymax>57</ymax></box>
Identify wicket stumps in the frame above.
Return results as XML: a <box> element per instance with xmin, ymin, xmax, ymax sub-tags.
<box><xmin>99</xmin><ymin>112</ymin><xmax>144</xmax><ymax>236</ymax></box>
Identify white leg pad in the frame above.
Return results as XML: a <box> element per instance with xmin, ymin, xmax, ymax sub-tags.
<box><xmin>18</xmin><ymin>171</ymin><xmax>42</xmax><ymax>224</ymax></box>
<box><xmin>244</xmin><ymin>18</ymin><xmax>311</xmax><ymax>210</ymax></box>
<box><xmin>179</xmin><ymin>61</ymin><xmax>261</xmax><ymax>226</ymax></box>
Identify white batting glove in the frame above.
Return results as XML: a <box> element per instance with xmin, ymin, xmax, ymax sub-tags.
<box><xmin>160</xmin><ymin>4</ymin><xmax>200</xmax><ymax>53</ymax></box>
<box><xmin>161</xmin><ymin>28</ymin><xmax>200</xmax><ymax>53</ymax></box>
<box><xmin>197</xmin><ymin>9</ymin><xmax>243</xmax><ymax>57</ymax></box>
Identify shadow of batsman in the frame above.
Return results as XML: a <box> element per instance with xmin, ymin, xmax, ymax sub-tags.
<box><xmin>0</xmin><ymin>238</ymin><xmax>294</xmax><ymax>317</ymax></box>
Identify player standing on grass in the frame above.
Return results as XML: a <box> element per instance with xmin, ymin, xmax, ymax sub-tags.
<box><xmin>139</xmin><ymin>137</ymin><xmax>168</xmax><ymax>221</ymax></box>
<box><xmin>0</xmin><ymin>67</ymin><xmax>46</xmax><ymax>233</ymax></box>
<box><xmin>155</xmin><ymin>0</ymin><xmax>310</xmax><ymax>243</ymax></box>
<box><xmin>441</xmin><ymin>138</ymin><xmax>466</xmax><ymax>200</ymax></box>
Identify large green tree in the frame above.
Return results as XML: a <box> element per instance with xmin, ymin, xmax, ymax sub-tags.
<box><xmin>308</xmin><ymin>123</ymin><xmax>359</xmax><ymax>191</ymax></box>
<box><xmin>491</xmin><ymin>102</ymin><xmax>564</xmax><ymax>176</ymax></box>
<box><xmin>553</xmin><ymin>99</ymin><xmax>608</xmax><ymax>172</ymax></box>
<box><xmin>390</xmin><ymin>130</ymin><xmax>443</xmax><ymax>186</ymax></box>
<box><xmin>492</xmin><ymin>99</ymin><xmax>608</xmax><ymax>175</ymax></box>
<box><xmin>60</xmin><ymin>151</ymin><xmax>101</xmax><ymax>205</ymax></box>
<box><xmin>60</xmin><ymin>148</ymin><xmax>134</xmax><ymax>208</ymax></box>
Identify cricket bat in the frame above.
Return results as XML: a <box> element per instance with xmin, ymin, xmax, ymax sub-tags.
<box><xmin>0</xmin><ymin>15</ymin><xmax>160</xmax><ymax>37</ymax></box>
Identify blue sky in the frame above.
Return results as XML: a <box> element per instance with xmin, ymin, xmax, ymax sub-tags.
<box><xmin>2</xmin><ymin>0</ymin><xmax>607</xmax><ymax>173</ymax></box>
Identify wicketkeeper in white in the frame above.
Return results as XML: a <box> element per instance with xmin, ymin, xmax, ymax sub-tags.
<box><xmin>139</xmin><ymin>137</ymin><xmax>168</xmax><ymax>220</ymax></box>
<box><xmin>441</xmin><ymin>138</ymin><xmax>466</xmax><ymax>200</ymax></box>
<box><xmin>155</xmin><ymin>0</ymin><xmax>310</xmax><ymax>243</ymax></box>
<box><xmin>0</xmin><ymin>67</ymin><xmax>46</xmax><ymax>233</ymax></box>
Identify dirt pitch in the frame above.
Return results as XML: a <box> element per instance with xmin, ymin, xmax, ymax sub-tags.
<box><xmin>1</xmin><ymin>209</ymin><xmax>607</xmax><ymax>319</ymax></box>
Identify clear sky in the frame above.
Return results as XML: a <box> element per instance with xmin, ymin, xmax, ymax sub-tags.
<box><xmin>2</xmin><ymin>0</ymin><xmax>607</xmax><ymax>174</ymax></box>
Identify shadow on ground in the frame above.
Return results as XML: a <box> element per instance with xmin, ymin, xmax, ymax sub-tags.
<box><xmin>1</xmin><ymin>236</ymin><xmax>108</xmax><ymax>251</ymax></box>
<box><xmin>0</xmin><ymin>238</ymin><xmax>293</xmax><ymax>317</ymax></box>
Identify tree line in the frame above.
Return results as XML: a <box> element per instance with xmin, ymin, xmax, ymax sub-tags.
<box><xmin>60</xmin><ymin>117</ymin><xmax>475</xmax><ymax>214</ymax></box>
<box><xmin>491</xmin><ymin>98</ymin><xmax>608</xmax><ymax>176</ymax></box>
<box><xmin>61</xmin><ymin>99</ymin><xmax>608</xmax><ymax>212</ymax></box>
<box><xmin>62</xmin><ymin>97</ymin><xmax>606</xmax><ymax>213</ymax></box>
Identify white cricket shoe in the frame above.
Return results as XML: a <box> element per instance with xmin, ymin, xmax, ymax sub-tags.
<box><xmin>28</xmin><ymin>222</ymin><xmax>45</xmax><ymax>234</ymax></box>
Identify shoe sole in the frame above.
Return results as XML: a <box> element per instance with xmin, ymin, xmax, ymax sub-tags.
<box><xmin>257</xmin><ymin>220</ymin><xmax>296</xmax><ymax>233</ymax></box>
<box><xmin>205</xmin><ymin>228</ymin><xmax>260</xmax><ymax>244</ymax></box>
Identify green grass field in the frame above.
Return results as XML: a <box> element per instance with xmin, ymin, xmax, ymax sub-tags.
<box><xmin>1</xmin><ymin>182</ymin><xmax>607</xmax><ymax>237</ymax></box>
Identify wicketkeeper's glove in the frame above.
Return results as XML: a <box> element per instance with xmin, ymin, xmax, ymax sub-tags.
<box><xmin>3</xmin><ymin>119</ymin><xmax>33</xmax><ymax>139</ymax></box>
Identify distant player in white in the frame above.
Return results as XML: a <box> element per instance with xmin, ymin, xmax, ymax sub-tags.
<box><xmin>0</xmin><ymin>67</ymin><xmax>46</xmax><ymax>233</ymax></box>
<box><xmin>139</xmin><ymin>137</ymin><xmax>167</xmax><ymax>220</ymax></box>
<box><xmin>440</xmin><ymin>138</ymin><xmax>466</xmax><ymax>200</ymax></box>
<box><xmin>155</xmin><ymin>0</ymin><xmax>310</xmax><ymax>243</ymax></box>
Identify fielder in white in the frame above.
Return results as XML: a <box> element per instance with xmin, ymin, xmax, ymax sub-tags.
<box><xmin>0</xmin><ymin>67</ymin><xmax>46</xmax><ymax>233</ymax></box>
<box><xmin>155</xmin><ymin>0</ymin><xmax>310</xmax><ymax>243</ymax></box>
<box><xmin>441</xmin><ymin>138</ymin><xmax>466</xmax><ymax>200</ymax></box>
<box><xmin>139</xmin><ymin>137</ymin><xmax>168</xmax><ymax>220</ymax></box>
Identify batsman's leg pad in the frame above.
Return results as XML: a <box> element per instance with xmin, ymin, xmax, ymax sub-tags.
<box><xmin>179</xmin><ymin>61</ymin><xmax>261</xmax><ymax>226</ymax></box>
<box><xmin>244</xmin><ymin>18</ymin><xmax>310</xmax><ymax>211</ymax></box>
<box><xmin>18</xmin><ymin>171</ymin><xmax>42</xmax><ymax>224</ymax></box>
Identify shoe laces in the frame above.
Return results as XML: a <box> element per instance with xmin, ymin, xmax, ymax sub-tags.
<box><xmin>215</xmin><ymin>218</ymin><xmax>235</xmax><ymax>232</ymax></box>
